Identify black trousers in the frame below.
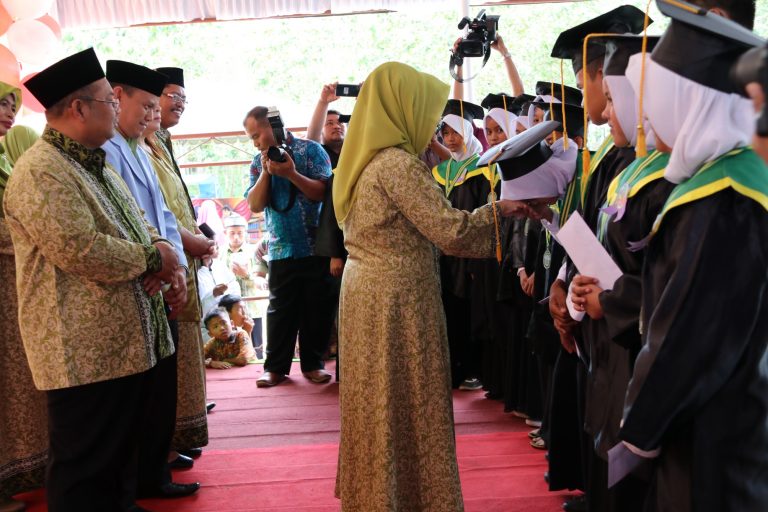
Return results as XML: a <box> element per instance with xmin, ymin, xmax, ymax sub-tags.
<box><xmin>265</xmin><ymin>256</ymin><xmax>334</xmax><ymax>375</ymax></box>
<box><xmin>46</xmin><ymin>370</ymin><xmax>150</xmax><ymax>512</ymax></box>
<box><xmin>137</xmin><ymin>316</ymin><xmax>178</xmax><ymax>494</ymax></box>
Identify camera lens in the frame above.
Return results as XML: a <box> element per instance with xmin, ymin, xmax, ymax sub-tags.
<box><xmin>267</xmin><ymin>146</ymin><xmax>287</xmax><ymax>163</ymax></box>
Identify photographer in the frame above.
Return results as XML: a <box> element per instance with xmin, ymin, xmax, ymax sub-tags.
<box><xmin>244</xmin><ymin>106</ymin><xmax>335</xmax><ymax>388</ymax></box>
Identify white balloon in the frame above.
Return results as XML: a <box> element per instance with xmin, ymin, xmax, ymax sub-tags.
<box><xmin>7</xmin><ymin>19</ymin><xmax>61</xmax><ymax>66</ymax></box>
<box><xmin>1</xmin><ymin>0</ymin><xmax>53</xmax><ymax>21</ymax></box>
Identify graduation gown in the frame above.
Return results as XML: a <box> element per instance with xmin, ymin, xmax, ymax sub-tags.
<box><xmin>620</xmin><ymin>149</ymin><xmax>768</xmax><ymax>512</ymax></box>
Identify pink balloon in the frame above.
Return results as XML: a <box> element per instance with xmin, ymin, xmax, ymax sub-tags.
<box><xmin>0</xmin><ymin>4</ymin><xmax>12</xmax><ymax>37</ymax></box>
<box><xmin>20</xmin><ymin>71</ymin><xmax>44</xmax><ymax>113</ymax></box>
<box><xmin>1</xmin><ymin>0</ymin><xmax>53</xmax><ymax>21</ymax></box>
<box><xmin>7</xmin><ymin>19</ymin><xmax>60</xmax><ymax>66</ymax></box>
<box><xmin>37</xmin><ymin>15</ymin><xmax>60</xmax><ymax>40</ymax></box>
<box><xmin>0</xmin><ymin>44</ymin><xmax>19</xmax><ymax>87</ymax></box>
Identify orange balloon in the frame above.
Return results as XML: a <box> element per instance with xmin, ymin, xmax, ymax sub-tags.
<box><xmin>0</xmin><ymin>4</ymin><xmax>11</xmax><ymax>37</ymax></box>
<box><xmin>21</xmin><ymin>71</ymin><xmax>44</xmax><ymax>113</ymax></box>
<box><xmin>0</xmin><ymin>44</ymin><xmax>20</xmax><ymax>87</ymax></box>
<box><xmin>37</xmin><ymin>15</ymin><xmax>61</xmax><ymax>40</ymax></box>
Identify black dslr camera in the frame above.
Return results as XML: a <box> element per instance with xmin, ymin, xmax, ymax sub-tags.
<box><xmin>731</xmin><ymin>44</ymin><xmax>768</xmax><ymax>136</ymax></box>
<box><xmin>266</xmin><ymin>107</ymin><xmax>293</xmax><ymax>162</ymax></box>
<box><xmin>449</xmin><ymin>10</ymin><xmax>500</xmax><ymax>83</ymax></box>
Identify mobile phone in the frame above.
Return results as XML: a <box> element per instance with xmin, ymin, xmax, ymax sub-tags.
<box><xmin>335</xmin><ymin>83</ymin><xmax>360</xmax><ymax>97</ymax></box>
<box><xmin>199</xmin><ymin>222</ymin><xmax>215</xmax><ymax>239</ymax></box>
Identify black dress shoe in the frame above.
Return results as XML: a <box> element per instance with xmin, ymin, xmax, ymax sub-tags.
<box><xmin>562</xmin><ymin>495</ymin><xmax>587</xmax><ymax>512</ymax></box>
<box><xmin>179</xmin><ymin>447</ymin><xmax>203</xmax><ymax>459</ymax></box>
<box><xmin>206</xmin><ymin>402</ymin><xmax>216</xmax><ymax>413</ymax></box>
<box><xmin>168</xmin><ymin>454</ymin><xmax>194</xmax><ymax>470</ymax></box>
<box><xmin>140</xmin><ymin>482</ymin><xmax>201</xmax><ymax>499</ymax></box>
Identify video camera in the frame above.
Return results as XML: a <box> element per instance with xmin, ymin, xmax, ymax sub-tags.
<box><xmin>266</xmin><ymin>107</ymin><xmax>293</xmax><ymax>162</ymax></box>
<box><xmin>731</xmin><ymin>44</ymin><xmax>768</xmax><ymax>136</ymax></box>
<box><xmin>450</xmin><ymin>10</ymin><xmax>500</xmax><ymax>83</ymax></box>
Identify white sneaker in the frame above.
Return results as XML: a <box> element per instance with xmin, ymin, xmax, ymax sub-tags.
<box><xmin>459</xmin><ymin>378</ymin><xmax>483</xmax><ymax>391</ymax></box>
<box><xmin>525</xmin><ymin>419</ymin><xmax>542</xmax><ymax>428</ymax></box>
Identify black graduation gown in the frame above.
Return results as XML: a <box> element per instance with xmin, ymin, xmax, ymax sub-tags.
<box><xmin>620</xmin><ymin>189</ymin><xmax>768</xmax><ymax>512</ymax></box>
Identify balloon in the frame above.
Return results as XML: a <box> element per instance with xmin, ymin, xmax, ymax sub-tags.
<box><xmin>20</xmin><ymin>72</ymin><xmax>44</xmax><ymax>113</ymax></box>
<box><xmin>0</xmin><ymin>4</ymin><xmax>12</xmax><ymax>36</ymax></box>
<box><xmin>0</xmin><ymin>44</ymin><xmax>19</xmax><ymax>87</ymax></box>
<box><xmin>7</xmin><ymin>19</ymin><xmax>60</xmax><ymax>66</ymax></box>
<box><xmin>37</xmin><ymin>15</ymin><xmax>61</xmax><ymax>40</ymax></box>
<box><xmin>1</xmin><ymin>0</ymin><xmax>53</xmax><ymax>21</ymax></box>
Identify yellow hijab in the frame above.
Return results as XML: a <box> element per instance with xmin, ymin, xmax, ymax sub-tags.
<box><xmin>333</xmin><ymin>61</ymin><xmax>449</xmax><ymax>224</ymax></box>
<box><xmin>2</xmin><ymin>125</ymin><xmax>38</xmax><ymax>166</ymax></box>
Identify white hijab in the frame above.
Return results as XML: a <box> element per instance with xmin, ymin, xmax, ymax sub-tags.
<box><xmin>485</xmin><ymin>108</ymin><xmax>519</xmax><ymax>140</ymax></box>
<box><xmin>626</xmin><ymin>52</ymin><xmax>753</xmax><ymax>183</ymax></box>
<box><xmin>516</xmin><ymin>115</ymin><xmax>530</xmax><ymax>131</ymax></box>
<box><xmin>442</xmin><ymin>113</ymin><xmax>483</xmax><ymax>161</ymax></box>
<box><xmin>604</xmin><ymin>74</ymin><xmax>655</xmax><ymax>149</ymax></box>
<box><xmin>500</xmin><ymin>136</ymin><xmax>578</xmax><ymax>201</ymax></box>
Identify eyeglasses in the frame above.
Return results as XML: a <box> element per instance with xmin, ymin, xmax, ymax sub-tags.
<box><xmin>79</xmin><ymin>97</ymin><xmax>120</xmax><ymax>110</ymax></box>
<box><xmin>164</xmin><ymin>93</ymin><xmax>188</xmax><ymax>105</ymax></box>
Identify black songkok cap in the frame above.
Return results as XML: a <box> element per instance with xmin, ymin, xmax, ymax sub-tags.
<box><xmin>481</xmin><ymin>93</ymin><xmax>516</xmax><ymax>112</ymax></box>
<box><xmin>550</xmin><ymin>5</ymin><xmax>650</xmax><ymax>73</ymax></box>
<box><xmin>534</xmin><ymin>81</ymin><xmax>583</xmax><ymax>105</ymax></box>
<box><xmin>602</xmin><ymin>35</ymin><xmax>661</xmax><ymax>76</ymax></box>
<box><xmin>544</xmin><ymin>103</ymin><xmax>586</xmax><ymax>138</ymax></box>
<box><xmin>107</xmin><ymin>60</ymin><xmax>167</xmax><ymax>97</ymax></box>
<box><xmin>338</xmin><ymin>113</ymin><xmax>351</xmax><ymax>123</ymax></box>
<box><xmin>442</xmin><ymin>99</ymin><xmax>485</xmax><ymax>122</ymax></box>
<box><xmin>156</xmin><ymin>67</ymin><xmax>184</xmax><ymax>88</ymax></box>
<box><xmin>24</xmin><ymin>48</ymin><xmax>105</xmax><ymax>110</ymax></box>
<box><xmin>652</xmin><ymin>0</ymin><xmax>764</xmax><ymax>96</ymax></box>
<box><xmin>510</xmin><ymin>94</ymin><xmax>535</xmax><ymax>115</ymax></box>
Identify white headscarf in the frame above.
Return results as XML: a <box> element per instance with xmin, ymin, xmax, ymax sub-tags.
<box><xmin>516</xmin><ymin>115</ymin><xmax>530</xmax><ymax>131</ymax></box>
<box><xmin>500</xmin><ymin>136</ymin><xmax>578</xmax><ymax>201</ymax></box>
<box><xmin>604</xmin><ymin>74</ymin><xmax>655</xmax><ymax>149</ymax></box>
<box><xmin>626</xmin><ymin>52</ymin><xmax>753</xmax><ymax>183</ymax></box>
<box><xmin>442</xmin><ymin>113</ymin><xmax>483</xmax><ymax>161</ymax></box>
<box><xmin>485</xmin><ymin>108</ymin><xmax>519</xmax><ymax>140</ymax></box>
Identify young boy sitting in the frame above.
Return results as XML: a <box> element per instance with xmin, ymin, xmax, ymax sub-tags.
<box><xmin>203</xmin><ymin>307</ymin><xmax>255</xmax><ymax>369</ymax></box>
<box><xmin>218</xmin><ymin>294</ymin><xmax>264</xmax><ymax>358</ymax></box>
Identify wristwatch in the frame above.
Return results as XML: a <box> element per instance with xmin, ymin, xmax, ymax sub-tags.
<box><xmin>502</xmin><ymin>52</ymin><xmax>512</xmax><ymax>60</ymax></box>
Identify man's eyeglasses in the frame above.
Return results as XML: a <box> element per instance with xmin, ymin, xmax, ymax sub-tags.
<box><xmin>79</xmin><ymin>97</ymin><xmax>120</xmax><ymax>110</ymax></box>
<box><xmin>164</xmin><ymin>93</ymin><xmax>188</xmax><ymax>105</ymax></box>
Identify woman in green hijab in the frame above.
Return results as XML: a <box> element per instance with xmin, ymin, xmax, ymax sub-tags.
<box><xmin>0</xmin><ymin>86</ymin><xmax>47</xmax><ymax>512</ymax></box>
<box><xmin>2</xmin><ymin>125</ymin><xmax>39</xmax><ymax>166</ymax></box>
<box><xmin>333</xmin><ymin>62</ymin><xmax>525</xmax><ymax>511</ymax></box>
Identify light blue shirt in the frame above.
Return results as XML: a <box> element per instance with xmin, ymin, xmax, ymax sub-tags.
<box><xmin>103</xmin><ymin>132</ymin><xmax>187</xmax><ymax>268</ymax></box>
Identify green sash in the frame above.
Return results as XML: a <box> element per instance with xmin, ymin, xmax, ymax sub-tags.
<box><xmin>580</xmin><ymin>135</ymin><xmax>615</xmax><ymax>204</ymax></box>
<box><xmin>432</xmin><ymin>154</ymin><xmax>487</xmax><ymax>197</ymax></box>
<box><xmin>597</xmin><ymin>150</ymin><xmax>669</xmax><ymax>242</ymax></box>
<box><xmin>558</xmin><ymin>150</ymin><xmax>584</xmax><ymax>226</ymax></box>
<box><xmin>651</xmin><ymin>147</ymin><xmax>768</xmax><ymax>237</ymax></box>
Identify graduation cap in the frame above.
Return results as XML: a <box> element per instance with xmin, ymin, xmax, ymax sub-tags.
<box><xmin>24</xmin><ymin>48</ymin><xmax>105</xmax><ymax>110</ymax></box>
<box><xmin>478</xmin><ymin>120</ymin><xmax>559</xmax><ymax>166</ymax></box>
<box><xmin>651</xmin><ymin>0</ymin><xmax>765</xmax><ymax>96</ymax></box>
<box><xmin>602</xmin><ymin>35</ymin><xmax>661</xmax><ymax>76</ymax></box>
<box><xmin>534</xmin><ymin>81</ymin><xmax>583</xmax><ymax>105</ymax></box>
<box><xmin>156</xmin><ymin>67</ymin><xmax>184</xmax><ymax>88</ymax></box>
<box><xmin>550</xmin><ymin>5</ymin><xmax>650</xmax><ymax>73</ymax></box>
<box><xmin>509</xmin><ymin>94</ymin><xmax>534</xmax><ymax>116</ymax></box>
<box><xmin>545</xmin><ymin>103</ymin><xmax>586</xmax><ymax>137</ymax></box>
<box><xmin>442</xmin><ymin>99</ymin><xmax>485</xmax><ymax>122</ymax></box>
<box><xmin>499</xmin><ymin>134</ymin><xmax>579</xmax><ymax>201</ymax></box>
<box><xmin>107</xmin><ymin>60</ymin><xmax>167</xmax><ymax>97</ymax></box>
<box><xmin>481</xmin><ymin>93</ymin><xmax>516</xmax><ymax>112</ymax></box>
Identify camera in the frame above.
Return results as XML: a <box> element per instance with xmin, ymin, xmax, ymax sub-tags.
<box><xmin>335</xmin><ymin>83</ymin><xmax>360</xmax><ymax>97</ymax></box>
<box><xmin>454</xmin><ymin>10</ymin><xmax>499</xmax><ymax>63</ymax></box>
<box><xmin>731</xmin><ymin>44</ymin><xmax>768</xmax><ymax>136</ymax></box>
<box><xmin>266</xmin><ymin>107</ymin><xmax>292</xmax><ymax>162</ymax></box>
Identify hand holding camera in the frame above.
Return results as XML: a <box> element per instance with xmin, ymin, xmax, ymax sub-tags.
<box><xmin>320</xmin><ymin>82</ymin><xmax>340</xmax><ymax>104</ymax></box>
<box><xmin>264</xmin><ymin>149</ymin><xmax>297</xmax><ymax>179</ymax></box>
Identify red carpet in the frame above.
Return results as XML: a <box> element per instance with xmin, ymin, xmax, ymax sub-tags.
<box><xmin>17</xmin><ymin>361</ymin><xmax>575</xmax><ymax>511</ymax></box>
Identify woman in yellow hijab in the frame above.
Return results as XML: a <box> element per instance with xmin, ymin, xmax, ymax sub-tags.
<box><xmin>0</xmin><ymin>84</ymin><xmax>48</xmax><ymax>512</ymax></box>
<box><xmin>333</xmin><ymin>62</ymin><xmax>523</xmax><ymax>511</ymax></box>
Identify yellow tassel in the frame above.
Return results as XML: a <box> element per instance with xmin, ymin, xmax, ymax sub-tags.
<box><xmin>636</xmin><ymin>125</ymin><xmax>648</xmax><ymax>157</ymax></box>
<box><xmin>560</xmin><ymin>60</ymin><xmax>569</xmax><ymax>150</ymax></box>
<box><xmin>635</xmin><ymin>0</ymin><xmax>652</xmax><ymax>159</ymax></box>
<box><xmin>496</xmin><ymin>242</ymin><xmax>502</xmax><ymax>264</ymax></box>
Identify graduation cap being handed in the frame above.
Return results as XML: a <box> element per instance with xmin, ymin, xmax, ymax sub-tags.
<box><xmin>478</xmin><ymin>120</ymin><xmax>559</xmax><ymax>166</ymax></box>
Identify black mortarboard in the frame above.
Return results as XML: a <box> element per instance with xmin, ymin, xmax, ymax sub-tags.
<box><xmin>602</xmin><ymin>35</ymin><xmax>661</xmax><ymax>76</ymax></box>
<box><xmin>338</xmin><ymin>114</ymin><xmax>351</xmax><ymax>123</ymax></box>
<box><xmin>156</xmin><ymin>67</ymin><xmax>184</xmax><ymax>88</ymax></box>
<box><xmin>652</xmin><ymin>0</ymin><xmax>764</xmax><ymax>96</ymax></box>
<box><xmin>107</xmin><ymin>60</ymin><xmax>167</xmax><ymax>97</ymax></box>
<box><xmin>534</xmin><ymin>81</ymin><xmax>583</xmax><ymax>105</ymax></box>
<box><xmin>544</xmin><ymin>103</ymin><xmax>586</xmax><ymax>137</ymax></box>
<box><xmin>24</xmin><ymin>48</ymin><xmax>105</xmax><ymax>110</ymax></box>
<box><xmin>481</xmin><ymin>93</ymin><xmax>516</xmax><ymax>112</ymax></box>
<box><xmin>442</xmin><ymin>99</ymin><xmax>485</xmax><ymax>122</ymax></box>
<box><xmin>550</xmin><ymin>5</ymin><xmax>650</xmax><ymax>73</ymax></box>
<box><xmin>478</xmin><ymin>120</ymin><xmax>559</xmax><ymax>166</ymax></box>
<box><xmin>509</xmin><ymin>94</ymin><xmax>534</xmax><ymax>115</ymax></box>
